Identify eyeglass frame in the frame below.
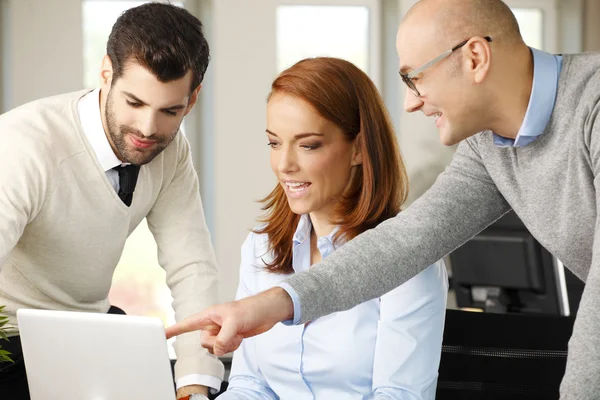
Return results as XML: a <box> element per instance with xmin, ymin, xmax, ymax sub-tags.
<box><xmin>399</xmin><ymin>36</ymin><xmax>492</xmax><ymax>97</ymax></box>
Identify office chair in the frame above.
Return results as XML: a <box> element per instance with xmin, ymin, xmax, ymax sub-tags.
<box><xmin>436</xmin><ymin>309</ymin><xmax>575</xmax><ymax>400</ymax></box>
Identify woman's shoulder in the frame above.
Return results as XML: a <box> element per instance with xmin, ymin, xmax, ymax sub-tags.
<box><xmin>239</xmin><ymin>226</ymin><xmax>276</xmax><ymax>276</ymax></box>
<box><xmin>239</xmin><ymin>226</ymin><xmax>291</xmax><ymax>295</ymax></box>
<box><xmin>241</xmin><ymin>225</ymin><xmax>270</xmax><ymax>258</ymax></box>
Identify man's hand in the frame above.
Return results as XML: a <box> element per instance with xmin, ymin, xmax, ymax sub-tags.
<box><xmin>176</xmin><ymin>385</ymin><xmax>208</xmax><ymax>399</ymax></box>
<box><xmin>166</xmin><ymin>287</ymin><xmax>294</xmax><ymax>355</ymax></box>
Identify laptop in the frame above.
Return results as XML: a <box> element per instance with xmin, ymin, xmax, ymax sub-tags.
<box><xmin>17</xmin><ymin>309</ymin><xmax>176</xmax><ymax>400</ymax></box>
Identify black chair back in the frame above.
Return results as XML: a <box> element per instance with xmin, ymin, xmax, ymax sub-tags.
<box><xmin>436</xmin><ymin>309</ymin><xmax>575</xmax><ymax>400</ymax></box>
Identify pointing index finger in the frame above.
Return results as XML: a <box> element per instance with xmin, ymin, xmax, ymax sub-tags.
<box><xmin>165</xmin><ymin>314</ymin><xmax>214</xmax><ymax>339</ymax></box>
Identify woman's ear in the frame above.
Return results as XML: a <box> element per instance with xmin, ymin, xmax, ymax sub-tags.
<box><xmin>351</xmin><ymin>133</ymin><xmax>363</xmax><ymax>166</ymax></box>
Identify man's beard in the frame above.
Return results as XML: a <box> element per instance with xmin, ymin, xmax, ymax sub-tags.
<box><xmin>105</xmin><ymin>90</ymin><xmax>178</xmax><ymax>166</ymax></box>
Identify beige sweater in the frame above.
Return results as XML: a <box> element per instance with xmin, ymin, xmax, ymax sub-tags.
<box><xmin>0</xmin><ymin>90</ymin><xmax>223</xmax><ymax>382</ymax></box>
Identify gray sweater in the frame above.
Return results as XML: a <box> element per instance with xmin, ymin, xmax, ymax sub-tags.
<box><xmin>284</xmin><ymin>52</ymin><xmax>600</xmax><ymax>399</ymax></box>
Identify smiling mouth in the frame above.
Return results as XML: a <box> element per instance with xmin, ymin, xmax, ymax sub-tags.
<box><xmin>283</xmin><ymin>181</ymin><xmax>311</xmax><ymax>197</ymax></box>
<box><xmin>129</xmin><ymin>134</ymin><xmax>156</xmax><ymax>149</ymax></box>
<box><xmin>286</xmin><ymin>181</ymin><xmax>311</xmax><ymax>192</ymax></box>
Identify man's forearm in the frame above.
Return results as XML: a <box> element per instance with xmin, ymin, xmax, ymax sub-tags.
<box><xmin>242</xmin><ymin>287</ymin><xmax>293</xmax><ymax>326</ymax></box>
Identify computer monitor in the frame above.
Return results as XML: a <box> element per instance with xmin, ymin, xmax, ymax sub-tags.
<box><xmin>449</xmin><ymin>211</ymin><xmax>583</xmax><ymax>316</ymax></box>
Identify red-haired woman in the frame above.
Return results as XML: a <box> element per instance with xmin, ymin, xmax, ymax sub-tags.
<box><xmin>219</xmin><ymin>57</ymin><xmax>448</xmax><ymax>400</ymax></box>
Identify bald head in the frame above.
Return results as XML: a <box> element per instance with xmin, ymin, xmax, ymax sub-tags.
<box><xmin>403</xmin><ymin>0</ymin><xmax>523</xmax><ymax>48</ymax></box>
<box><xmin>397</xmin><ymin>0</ymin><xmax>534</xmax><ymax>147</ymax></box>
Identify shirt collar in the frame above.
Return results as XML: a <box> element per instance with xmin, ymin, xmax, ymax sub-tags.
<box><xmin>493</xmin><ymin>48</ymin><xmax>563</xmax><ymax>148</ymax></box>
<box><xmin>291</xmin><ymin>214</ymin><xmax>340</xmax><ymax>273</ymax></box>
<box><xmin>292</xmin><ymin>214</ymin><xmax>340</xmax><ymax>248</ymax></box>
<box><xmin>77</xmin><ymin>88</ymin><xmax>124</xmax><ymax>172</ymax></box>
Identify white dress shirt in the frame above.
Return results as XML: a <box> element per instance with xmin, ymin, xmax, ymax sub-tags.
<box><xmin>220</xmin><ymin>214</ymin><xmax>448</xmax><ymax>400</ymax></box>
<box><xmin>77</xmin><ymin>89</ymin><xmax>124</xmax><ymax>190</ymax></box>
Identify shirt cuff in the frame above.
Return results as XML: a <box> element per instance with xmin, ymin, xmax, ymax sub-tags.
<box><xmin>276</xmin><ymin>282</ymin><xmax>302</xmax><ymax>325</ymax></box>
<box><xmin>176</xmin><ymin>374</ymin><xmax>222</xmax><ymax>394</ymax></box>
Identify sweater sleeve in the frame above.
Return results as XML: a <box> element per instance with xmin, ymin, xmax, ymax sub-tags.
<box><xmin>284</xmin><ymin>136</ymin><xmax>511</xmax><ymax>323</ymax></box>
<box><xmin>0</xmin><ymin>127</ymin><xmax>52</xmax><ymax>270</ymax></box>
<box><xmin>560</xmin><ymin>100</ymin><xmax>600</xmax><ymax>399</ymax></box>
<box><xmin>146</xmin><ymin>135</ymin><xmax>223</xmax><ymax>384</ymax></box>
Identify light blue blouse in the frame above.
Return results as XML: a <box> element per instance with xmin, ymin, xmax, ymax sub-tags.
<box><xmin>219</xmin><ymin>215</ymin><xmax>448</xmax><ymax>400</ymax></box>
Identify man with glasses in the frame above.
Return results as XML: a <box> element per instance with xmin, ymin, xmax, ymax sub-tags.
<box><xmin>168</xmin><ymin>0</ymin><xmax>599</xmax><ymax>398</ymax></box>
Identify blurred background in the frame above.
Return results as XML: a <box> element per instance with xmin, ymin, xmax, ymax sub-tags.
<box><xmin>0</xmin><ymin>0</ymin><xmax>595</xmax><ymax>356</ymax></box>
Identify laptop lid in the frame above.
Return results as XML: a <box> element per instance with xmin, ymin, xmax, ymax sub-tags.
<box><xmin>17</xmin><ymin>309</ymin><xmax>176</xmax><ymax>400</ymax></box>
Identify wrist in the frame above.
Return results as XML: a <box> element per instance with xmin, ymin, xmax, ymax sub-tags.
<box><xmin>179</xmin><ymin>395</ymin><xmax>209</xmax><ymax>400</ymax></box>
<box><xmin>177</xmin><ymin>384</ymin><xmax>209</xmax><ymax>399</ymax></box>
<box><xmin>268</xmin><ymin>287</ymin><xmax>294</xmax><ymax>321</ymax></box>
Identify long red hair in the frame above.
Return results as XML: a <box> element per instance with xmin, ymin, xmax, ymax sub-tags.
<box><xmin>256</xmin><ymin>57</ymin><xmax>408</xmax><ymax>274</ymax></box>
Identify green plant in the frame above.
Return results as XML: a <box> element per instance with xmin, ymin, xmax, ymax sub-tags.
<box><xmin>0</xmin><ymin>306</ymin><xmax>13</xmax><ymax>363</ymax></box>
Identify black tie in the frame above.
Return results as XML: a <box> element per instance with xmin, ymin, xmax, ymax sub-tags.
<box><xmin>113</xmin><ymin>165</ymin><xmax>140</xmax><ymax>207</ymax></box>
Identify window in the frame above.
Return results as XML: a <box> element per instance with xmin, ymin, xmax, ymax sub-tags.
<box><xmin>277</xmin><ymin>6</ymin><xmax>369</xmax><ymax>72</ymax></box>
<box><xmin>505</xmin><ymin>0</ymin><xmax>558</xmax><ymax>52</ymax></box>
<box><xmin>276</xmin><ymin>0</ymin><xmax>381</xmax><ymax>87</ymax></box>
<box><xmin>83</xmin><ymin>0</ymin><xmax>184</xmax><ymax>358</ymax></box>
<box><xmin>512</xmin><ymin>9</ymin><xmax>543</xmax><ymax>49</ymax></box>
<box><xmin>84</xmin><ymin>1</ymin><xmax>146</xmax><ymax>89</ymax></box>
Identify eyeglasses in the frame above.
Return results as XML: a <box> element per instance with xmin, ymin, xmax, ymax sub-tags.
<box><xmin>399</xmin><ymin>36</ymin><xmax>492</xmax><ymax>97</ymax></box>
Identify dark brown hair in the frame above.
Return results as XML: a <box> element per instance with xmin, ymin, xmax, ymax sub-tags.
<box><xmin>107</xmin><ymin>2</ymin><xmax>209</xmax><ymax>91</ymax></box>
<box><xmin>257</xmin><ymin>57</ymin><xmax>408</xmax><ymax>274</ymax></box>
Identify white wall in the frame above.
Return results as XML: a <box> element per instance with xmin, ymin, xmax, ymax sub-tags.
<box><xmin>560</xmin><ymin>0</ymin><xmax>583</xmax><ymax>53</ymax></box>
<box><xmin>1</xmin><ymin>0</ymin><xmax>83</xmax><ymax>111</ymax></box>
<box><xmin>207</xmin><ymin>0</ymin><xmax>278</xmax><ymax>302</ymax></box>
